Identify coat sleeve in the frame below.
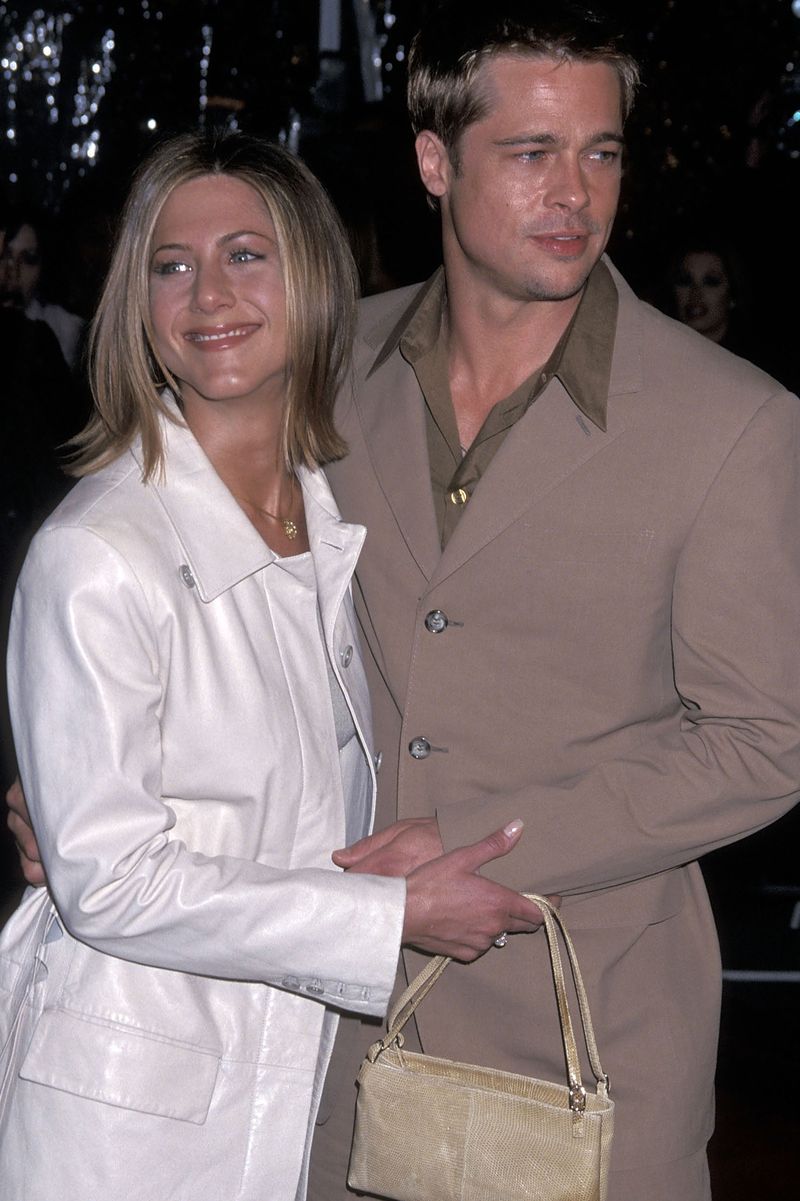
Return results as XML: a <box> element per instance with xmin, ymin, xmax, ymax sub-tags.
<box><xmin>436</xmin><ymin>387</ymin><xmax>800</xmax><ymax>895</ymax></box>
<box><xmin>8</xmin><ymin>525</ymin><xmax>405</xmax><ymax>1017</ymax></box>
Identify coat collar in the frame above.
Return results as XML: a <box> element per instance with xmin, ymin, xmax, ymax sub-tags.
<box><xmin>129</xmin><ymin>397</ymin><xmax>364</xmax><ymax>603</ymax></box>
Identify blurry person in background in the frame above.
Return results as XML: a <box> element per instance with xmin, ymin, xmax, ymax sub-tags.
<box><xmin>664</xmin><ymin>233</ymin><xmax>795</xmax><ymax>390</ymax></box>
<box><xmin>667</xmin><ymin>238</ymin><xmax>747</xmax><ymax>350</ymax></box>
<box><xmin>0</xmin><ymin>203</ymin><xmax>85</xmax><ymax>370</ymax></box>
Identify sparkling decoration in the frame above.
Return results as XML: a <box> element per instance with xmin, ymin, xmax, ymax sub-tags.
<box><xmin>199</xmin><ymin>23</ymin><xmax>212</xmax><ymax>124</ymax></box>
<box><xmin>1</xmin><ymin>9</ymin><xmax>73</xmax><ymax>180</ymax></box>
<box><xmin>70</xmin><ymin>29</ymin><xmax>115</xmax><ymax>167</ymax></box>
<box><xmin>0</xmin><ymin>0</ymin><xmax>796</xmax><ymax>238</ymax></box>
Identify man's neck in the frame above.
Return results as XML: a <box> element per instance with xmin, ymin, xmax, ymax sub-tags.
<box><xmin>442</xmin><ymin>259</ymin><xmax>584</xmax><ymax>449</ymax></box>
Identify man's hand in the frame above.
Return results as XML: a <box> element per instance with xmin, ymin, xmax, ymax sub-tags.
<box><xmin>6</xmin><ymin>777</ymin><xmax>45</xmax><ymax>886</ymax></box>
<box><xmin>402</xmin><ymin>820</ymin><xmax>550</xmax><ymax>960</ymax></box>
<box><xmin>332</xmin><ymin>817</ymin><xmax>443</xmax><ymax>877</ymax></box>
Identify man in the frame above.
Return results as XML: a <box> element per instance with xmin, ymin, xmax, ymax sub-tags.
<box><xmin>309</xmin><ymin>4</ymin><xmax>800</xmax><ymax>1200</ymax></box>
<box><xmin>8</xmin><ymin>4</ymin><xmax>800</xmax><ymax>1199</ymax></box>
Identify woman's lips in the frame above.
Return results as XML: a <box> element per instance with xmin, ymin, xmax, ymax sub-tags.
<box><xmin>184</xmin><ymin>324</ymin><xmax>260</xmax><ymax>349</ymax></box>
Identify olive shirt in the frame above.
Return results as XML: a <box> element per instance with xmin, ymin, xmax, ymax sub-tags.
<box><xmin>392</xmin><ymin>259</ymin><xmax>618</xmax><ymax>547</ymax></box>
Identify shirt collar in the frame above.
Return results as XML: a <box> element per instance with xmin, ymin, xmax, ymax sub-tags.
<box><xmin>369</xmin><ymin>259</ymin><xmax>618</xmax><ymax>432</ymax></box>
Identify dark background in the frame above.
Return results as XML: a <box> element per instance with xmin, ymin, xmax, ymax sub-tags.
<box><xmin>1</xmin><ymin>3</ymin><xmax>799</xmax><ymax>1195</ymax></box>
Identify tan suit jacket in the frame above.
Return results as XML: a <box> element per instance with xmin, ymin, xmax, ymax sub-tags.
<box><xmin>323</xmin><ymin>261</ymin><xmax>800</xmax><ymax>1175</ymax></box>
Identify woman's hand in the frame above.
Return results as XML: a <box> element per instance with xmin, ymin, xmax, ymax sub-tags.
<box><xmin>6</xmin><ymin>777</ymin><xmax>46</xmax><ymax>886</ymax></box>
<box><xmin>401</xmin><ymin>820</ymin><xmax>551</xmax><ymax>960</ymax></box>
<box><xmin>335</xmin><ymin>817</ymin><xmax>557</xmax><ymax>962</ymax></box>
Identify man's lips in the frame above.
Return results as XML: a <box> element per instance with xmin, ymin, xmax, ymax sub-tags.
<box><xmin>530</xmin><ymin>232</ymin><xmax>591</xmax><ymax>256</ymax></box>
<box><xmin>183</xmin><ymin>324</ymin><xmax>259</xmax><ymax>348</ymax></box>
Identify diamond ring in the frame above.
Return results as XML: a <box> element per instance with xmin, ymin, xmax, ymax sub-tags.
<box><xmin>494</xmin><ymin>932</ymin><xmax>508</xmax><ymax>948</ymax></box>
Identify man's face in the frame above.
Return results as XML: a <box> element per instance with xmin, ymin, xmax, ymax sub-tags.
<box><xmin>422</xmin><ymin>54</ymin><xmax>624</xmax><ymax>304</ymax></box>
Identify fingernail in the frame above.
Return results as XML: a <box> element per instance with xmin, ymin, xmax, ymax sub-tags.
<box><xmin>503</xmin><ymin>818</ymin><xmax>524</xmax><ymax>837</ymax></box>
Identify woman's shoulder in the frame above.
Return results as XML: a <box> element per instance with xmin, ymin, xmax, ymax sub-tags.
<box><xmin>40</xmin><ymin>452</ymin><xmax>146</xmax><ymax>535</ymax></box>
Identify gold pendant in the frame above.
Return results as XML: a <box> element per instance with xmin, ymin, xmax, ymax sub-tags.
<box><xmin>282</xmin><ymin>519</ymin><xmax>298</xmax><ymax>540</ymax></box>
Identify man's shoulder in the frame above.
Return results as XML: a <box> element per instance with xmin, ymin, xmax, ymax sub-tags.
<box><xmin>611</xmin><ymin>262</ymin><xmax>792</xmax><ymax>414</ymax></box>
<box><xmin>356</xmin><ymin>281</ymin><xmax>429</xmax><ymax>350</ymax></box>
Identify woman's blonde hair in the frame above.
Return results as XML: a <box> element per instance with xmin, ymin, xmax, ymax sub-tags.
<box><xmin>71</xmin><ymin>131</ymin><xmax>359</xmax><ymax>480</ymax></box>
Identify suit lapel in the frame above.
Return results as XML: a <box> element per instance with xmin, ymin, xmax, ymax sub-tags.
<box><xmin>350</xmin><ymin>341</ymin><xmax>442</xmax><ymax>582</ymax></box>
<box><xmin>429</xmin><ymin>379</ymin><xmax>625</xmax><ymax>586</ymax></box>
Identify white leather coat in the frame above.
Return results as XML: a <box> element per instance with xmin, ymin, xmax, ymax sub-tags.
<box><xmin>0</xmin><ymin>407</ymin><xmax>405</xmax><ymax>1200</ymax></box>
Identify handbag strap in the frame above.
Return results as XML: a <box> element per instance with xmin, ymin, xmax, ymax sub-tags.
<box><xmin>379</xmin><ymin>895</ymin><xmax>609</xmax><ymax>1113</ymax></box>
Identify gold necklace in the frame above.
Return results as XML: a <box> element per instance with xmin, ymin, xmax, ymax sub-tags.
<box><xmin>236</xmin><ymin>477</ymin><xmax>299</xmax><ymax>540</ymax></box>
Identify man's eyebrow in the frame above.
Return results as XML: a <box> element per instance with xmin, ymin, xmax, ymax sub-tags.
<box><xmin>495</xmin><ymin>131</ymin><xmax>625</xmax><ymax>147</ymax></box>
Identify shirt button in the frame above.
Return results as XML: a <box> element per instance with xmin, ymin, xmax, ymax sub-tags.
<box><xmin>424</xmin><ymin>610</ymin><xmax>449</xmax><ymax>634</ymax></box>
<box><xmin>449</xmin><ymin>488</ymin><xmax>469</xmax><ymax>506</ymax></box>
<box><xmin>179</xmin><ymin>564</ymin><xmax>196</xmax><ymax>589</ymax></box>
<box><xmin>408</xmin><ymin>737</ymin><xmax>431</xmax><ymax>760</ymax></box>
<box><xmin>373</xmin><ymin>751</ymin><xmax>383</xmax><ymax>773</ymax></box>
<box><xmin>340</xmin><ymin>645</ymin><xmax>353</xmax><ymax>668</ymax></box>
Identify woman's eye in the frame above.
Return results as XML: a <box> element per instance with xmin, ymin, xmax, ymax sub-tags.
<box><xmin>152</xmin><ymin>260</ymin><xmax>190</xmax><ymax>276</ymax></box>
<box><xmin>230</xmin><ymin>249</ymin><xmax>263</xmax><ymax>264</ymax></box>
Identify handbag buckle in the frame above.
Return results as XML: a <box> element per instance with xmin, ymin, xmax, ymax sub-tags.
<box><xmin>568</xmin><ymin>1083</ymin><xmax>587</xmax><ymax>1114</ymax></box>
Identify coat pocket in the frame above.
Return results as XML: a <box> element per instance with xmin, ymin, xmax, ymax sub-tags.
<box><xmin>19</xmin><ymin>1007</ymin><xmax>219</xmax><ymax>1124</ymax></box>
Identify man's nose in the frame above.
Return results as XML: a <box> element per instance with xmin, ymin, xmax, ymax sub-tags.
<box><xmin>543</xmin><ymin>156</ymin><xmax>590</xmax><ymax>212</ymax></box>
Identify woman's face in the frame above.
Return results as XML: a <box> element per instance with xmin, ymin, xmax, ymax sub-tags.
<box><xmin>673</xmin><ymin>251</ymin><xmax>732</xmax><ymax>343</ymax></box>
<box><xmin>148</xmin><ymin>174</ymin><xmax>288</xmax><ymax>416</ymax></box>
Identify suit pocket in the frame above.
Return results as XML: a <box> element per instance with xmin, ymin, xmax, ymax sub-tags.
<box><xmin>560</xmin><ymin>867</ymin><xmax>688</xmax><ymax>930</ymax></box>
<box><xmin>19</xmin><ymin>1007</ymin><xmax>219</xmax><ymax>1123</ymax></box>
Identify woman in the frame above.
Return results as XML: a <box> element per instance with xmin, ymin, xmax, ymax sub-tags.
<box><xmin>670</xmin><ymin>244</ymin><xmax>740</xmax><ymax>347</ymax></box>
<box><xmin>0</xmin><ymin>133</ymin><xmax>538</xmax><ymax>1200</ymax></box>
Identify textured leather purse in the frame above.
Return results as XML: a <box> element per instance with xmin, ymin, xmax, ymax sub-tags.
<box><xmin>347</xmin><ymin>895</ymin><xmax>614</xmax><ymax>1201</ymax></box>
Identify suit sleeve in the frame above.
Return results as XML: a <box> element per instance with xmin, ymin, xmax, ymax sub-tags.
<box><xmin>9</xmin><ymin>525</ymin><xmax>405</xmax><ymax>1016</ymax></box>
<box><xmin>436</xmin><ymin>388</ymin><xmax>800</xmax><ymax>895</ymax></box>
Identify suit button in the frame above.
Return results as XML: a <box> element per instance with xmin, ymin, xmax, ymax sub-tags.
<box><xmin>449</xmin><ymin>488</ymin><xmax>469</xmax><ymax>506</ymax></box>
<box><xmin>340</xmin><ymin>644</ymin><xmax>353</xmax><ymax>668</ymax></box>
<box><xmin>424</xmin><ymin>609</ymin><xmax>448</xmax><ymax>634</ymax></box>
<box><xmin>409</xmin><ymin>737</ymin><xmax>431</xmax><ymax>760</ymax></box>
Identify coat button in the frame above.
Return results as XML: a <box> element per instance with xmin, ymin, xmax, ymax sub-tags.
<box><xmin>424</xmin><ymin>609</ymin><xmax>448</xmax><ymax>634</ymax></box>
<box><xmin>340</xmin><ymin>645</ymin><xmax>353</xmax><ymax>668</ymax></box>
<box><xmin>179</xmin><ymin>564</ymin><xmax>196</xmax><ymax>588</ymax></box>
<box><xmin>449</xmin><ymin>488</ymin><xmax>469</xmax><ymax>506</ymax></box>
<box><xmin>409</xmin><ymin>737</ymin><xmax>431</xmax><ymax>760</ymax></box>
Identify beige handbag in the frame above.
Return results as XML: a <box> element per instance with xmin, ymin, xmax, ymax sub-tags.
<box><xmin>347</xmin><ymin>895</ymin><xmax>614</xmax><ymax>1201</ymax></box>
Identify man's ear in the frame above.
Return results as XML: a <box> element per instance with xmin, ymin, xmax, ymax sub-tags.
<box><xmin>415</xmin><ymin>130</ymin><xmax>451</xmax><ymax>201</ymax></box>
